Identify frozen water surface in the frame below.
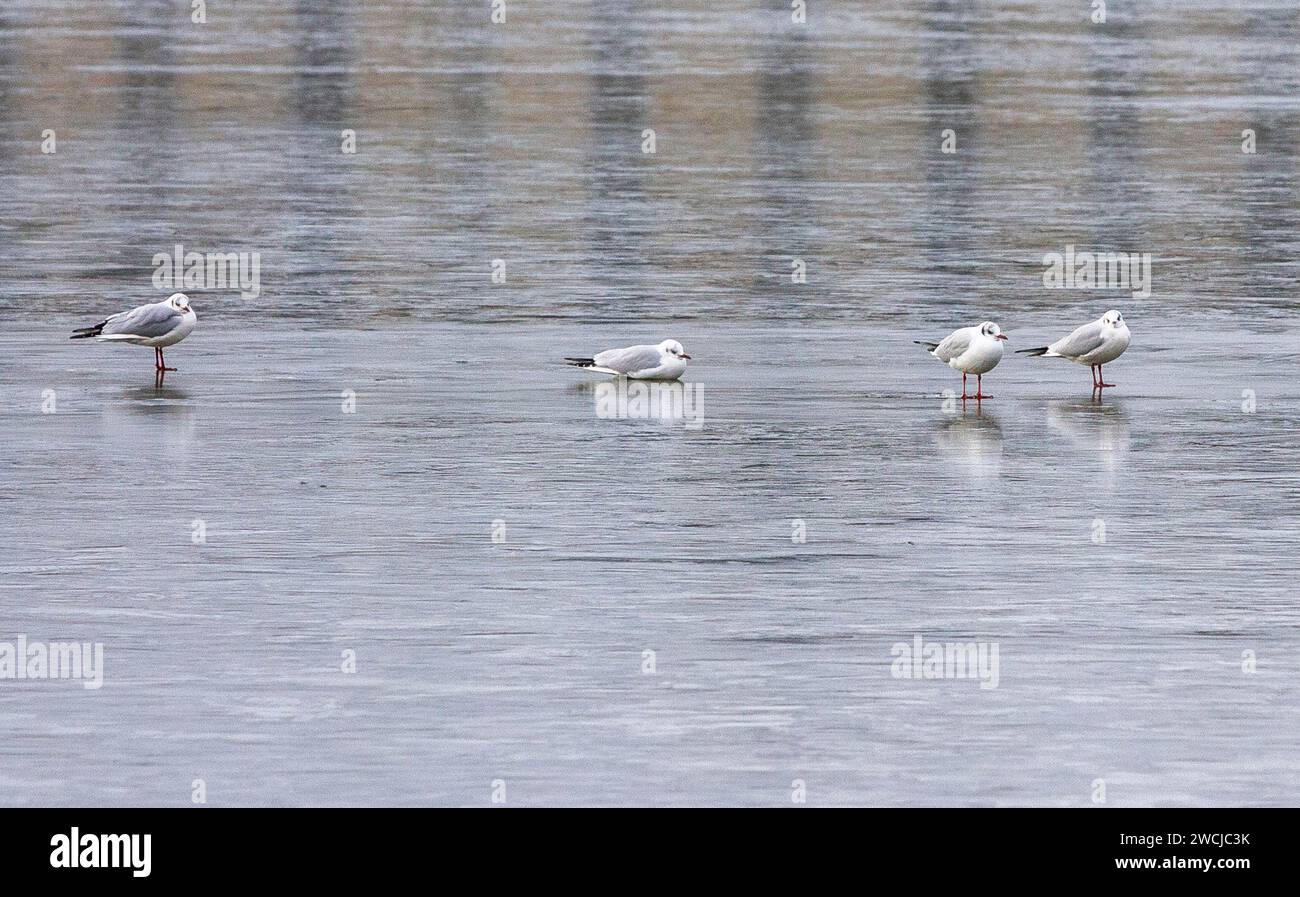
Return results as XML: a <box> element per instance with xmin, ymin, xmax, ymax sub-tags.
<box><xmin>0</xmin><ymin>1</ymin><xmax>1297</xmax><ymax>805</ymax></box>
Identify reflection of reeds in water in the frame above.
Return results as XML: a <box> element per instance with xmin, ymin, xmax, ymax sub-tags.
<box><xmin>4</xmin><ymin>1</ymin><xmax>1298</xmax><ymax>322</ymax></box>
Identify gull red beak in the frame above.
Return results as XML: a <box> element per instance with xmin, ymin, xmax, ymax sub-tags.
<box><xmin>996</xmin><ymin>334</ymin><xmax>1008</xmax><ymax>341</ymax></box>
<box><xmin>680</xmin><ymin>353</ymin><xmax>691</xmax><ymax>359</ymax></box>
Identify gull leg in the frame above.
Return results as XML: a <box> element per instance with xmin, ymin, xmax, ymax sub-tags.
<box><xmin>974</xmin><ymin>374</ymin><xmax>989</xmax><ymax>400</ymax></box>
<box><xmin>158</xmin><ymin>347</ymin><xmax>176</xmax><ymax>372</ymax></box>
<box><xmin>1097</xmin><ymin>364</ymin><xmax>1115</xmax><ymax>388</ymax></box>
<box><xmin>960</xmin><ymin>373</ymin><xmax>970</xmax><ymax>400</ymax></box>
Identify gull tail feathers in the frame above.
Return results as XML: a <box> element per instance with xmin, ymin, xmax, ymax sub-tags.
<box><xmin>70</xmin><ymin>322</ymin><xmax>106</xmax><ymax>339</ymax></box>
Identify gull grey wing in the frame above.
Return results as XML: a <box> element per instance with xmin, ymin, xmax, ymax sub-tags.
<box><xmin>1049</xmin><ymin>321</ymin><xmax>1106</xmax><ymax>359</ymax></box>
<box><xmin>592</xmin><ymin>344</ymin><xmax>663</xmax><ymax>374</ymax></box>
<box><xmin>932</xmin><ymin>329</ymin><xmax>972</xmax><ymax>362</ymax></box>
<box><xmin>101</xmin><ymin>303</ymin><xmax>183</xmax><ymax>339</ymax></box>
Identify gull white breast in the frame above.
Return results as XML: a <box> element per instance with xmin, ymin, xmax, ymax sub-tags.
<box><xmin>1017</xmin><ymin>310</ymin><xmax>1130</xmax><ymax>391</ymax></box>
<box><xmin>915</xmin><ymin>321</ymin><xmax>1007</xmax><ymax>400</ymax></box>
<box><xmin>71</xmin><ymin>292</ymin><xmax>197</xmax><ymax>375</ymax></box>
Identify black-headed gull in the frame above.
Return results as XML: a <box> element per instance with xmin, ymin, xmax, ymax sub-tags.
<box><xmin>565</xmin><ymin>339</ymin><xmax>691</xmax><ymax>381</ymax></box>
<box><xmin>1017</xmin><ymin>310</ymin><xmax>1130</xmax><ymax>390</ymax></box>
<box><xmin>71</xmin><ymin>292</ymin><xmax>197</xmax><ymax>373</ymax></box>
<box><xmin>915</xmin><ymin>321</ymin><xmax>1007</xmax><ymax>400</ymax></box>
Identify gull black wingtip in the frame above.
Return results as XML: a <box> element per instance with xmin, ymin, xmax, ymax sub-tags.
<box><xmin>1016</xmin><ymin>346</ymin><xmax>1050</xmax><ymax>356</ymax></box>
<box><xmin>70</xmin><ymin>324</ymin><xmax>104</xmax><ymax>340</ymax></box>
<box><xmin>563</xmin><ymin>357</ymin><xmax>597</xmax><ymax>368</ymax></box>
<box><xmin>913</xmin><ymin>340</ymin><xmax>939</xmax><ymax>351</ymax></box>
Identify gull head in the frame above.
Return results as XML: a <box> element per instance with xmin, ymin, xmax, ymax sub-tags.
<box><xmin>979</xmin><ymin>322</ymin><xmax>1008</xmax><ymax>342</ymax></box>
<box><xmin>659</xmin><ymin>339</ymin><xmax>691</xmax><ymax>360</ymax></box>
<box><xmin>168</xmin><ymin>293</ymin><xmax>193</xmax><ymax>313</ymax></box>
<box><xmin>1101</xmin><ymin>309</ymin><xmax>1126</xmax><ymax>330</ymax></box>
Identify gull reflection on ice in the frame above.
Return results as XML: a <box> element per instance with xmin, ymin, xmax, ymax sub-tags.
<box><xmin>570</xmin><ymin>379</ymin><xmax>705</xmax><ymax>429</ymax></box>
<box><xmin>1046</xmin><ymin>399</ymin><xmax>1130</xmax><ymax>474</ymax></box>
<box><xmin>933</xmin><ymin>405</ymin><xmax>1003</xmax><ymax>480</ymax></box>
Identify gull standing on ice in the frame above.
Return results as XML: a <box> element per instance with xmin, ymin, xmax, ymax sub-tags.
<box><xmin>1016</xmin><ymin>310</ymin><xmax>1130</xmax><ymax>390</ymax></box>
<box><xmin>71</xmin><ymin>292</ymin><xmax>197</xmax><ymax>373</ymax></box>
<box><xmin>915</xmin><ymin>321</ymin><xmax>1007</xmax><ymax>400</ymax></box>
<box><xmin>564</xmin><ymin>339</ymin><xmax>691</xmax><ymax>381</ymax></box>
